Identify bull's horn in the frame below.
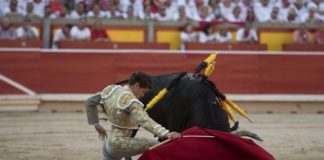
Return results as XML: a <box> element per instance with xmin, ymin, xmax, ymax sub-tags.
<box><xmin>233</xmin><ymin>130</ymin><xmax>263</xmax><ymax>141</ymax></box>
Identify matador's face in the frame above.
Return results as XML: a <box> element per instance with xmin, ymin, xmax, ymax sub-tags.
<box><xmin>131</xmin><ymin>83</ymin><xmax>150</xmax><ymax>99</ymax></box>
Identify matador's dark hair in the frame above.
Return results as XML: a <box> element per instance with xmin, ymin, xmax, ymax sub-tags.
<box><xmin>128</xmin><ymin>72</ymin><xmax>152</xmax><ymax>89</ymax></box>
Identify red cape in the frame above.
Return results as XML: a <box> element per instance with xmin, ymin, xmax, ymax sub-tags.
<box><xmin>139</xmin><ymin>127</ymin><xmax>275</xmax><ymax>160</ymax></box>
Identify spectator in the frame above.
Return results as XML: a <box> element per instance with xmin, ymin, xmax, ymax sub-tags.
<box><xmin>3</xmin><ymin>0</ymin><xmax>24</xmax><ymax>17</ymax></box>
<box><xmin>315</xmin><ymin>23</ymin><xmax>324</xmax><ymax>44</ymax></box>
<box><xmin>70</xmin><ymin>2</ymin><xmax>86</xmax><ymax>19</ymax></box>
<box><xmin>275</xmin><ymin>0</ymin><xmax>292</xmax><ymax>21</ymax></box>
<box><xmin>245</xmin><ymin>8</ymin><xmax>257</xmax><ymax>23</ymax></box>
<box><xmin>215</xmin><ymin>25</ymin><xmax>232</xmax><ymax>43</ymax></box>
<box><xmin>24</xmin><ymin>2</ymin><xmax>41</xmax><ymax>18</ymax></box>
<box><xmin>227</xmin><ymin>5</ymin><xmax>244</xmax><ymax>22</ymax></box>
<box><xmin>192</xmin><ymin>6</ymin><xmax>214</xmax><ymax>22</ymax></box>
<box><xmin>268</xmin><ymin>7</ymin><xmax>285</xmax><ymax>23</ymax></box>
<box><xmin>287</xmin><ymin>8</ymin><xmax>299</xmax><ymax>23</ymax></box>
<box><xmin>125</xmin><ymin>5</ymin><xmax>137</xmax><ymax>20</ymax></box>
<box><xmin>254</xmin><ymin>0</ymin><xmax>273</xmax><ymax>22</ymax></box>
<box><xmin>238</xmin><ymin>0</ymin><xmax>253</xmax><ymax>20</ymax></box>
<box><xmin>44</xmin><ymin>4</ymin><xmax>57</xmax><ymax>19</ymax></box>
<box><xmin>16</xmin><ymin>18</ymin><xmax>39</xmax><ymax>40</ymax></box>
<box><xmin>52</xmin><ymin>23</ymin><xmax>73</xmax><ymax>48</ymax></box>
<box><xmin>70</xmin><ymin>18</ymin><xmax>91</xmax><ymax>41</ymax></box>
<box><xmin>308</xmin><ymin>0</ymin><xmax>324</xmax><ymax>14</ymax></box>
<box><xmin>91</xmin><ymin>20</ymin><xmax>110</xmax><ymax>41</ymax></box>
<box><xmin>127</xmin><ymin>0</ymin><xmax>145</xmax><ymax>20</ymax></box>
<box><xmin>87</xmin><ymin>4</ymin><xmax>106</xmax><ymax>19</ymax></box>
<box><xmin>49</xmin><ymin>0</ymin><xmax>63</xmax><ymax>13</ymax></box>
<box><xmin>220</xmin><ymin>0</ymin><xmax>235</xmax><ymax>20</ymax></box>
<box><xmin>301</xmin><ymin>4</ymin><xmax>321</xmax><ymax>23</ymax></box>
<box><xmin>292</xmin><ymin>23</ymin><xmax>311</xmax><ymax>43</ymax></box>
<box><xmin>151</xmin><ymin>7</ymin><xmax>173</xmax><ymax>21</ymax></box>
<box><xmin>55</xmin><ymin>4</ymin><xmax>71</xmax><ymax>18</ymax></box>
<box><xmin>31</xmin><ymin>0</ymin><xmax>46</xmax><ymax>17</ymax></box>
<box><xmin>209</xmin><ymin>0</ymin><xmax>222</xmax><ymax>20</ymax></box>
<box><xmin>199</xmin><ymin>23</ymin><xmax>216</xmax><ymax>43</ymax></box>
<box><xmin>291</xmin><ymin>0</ymin><xmax>307</xmax><ymax>22</ymax></box>
<box><xmin>0</xmin><ymin>17</ymin><xmax>16</xmax><ymax>39</ymax></box>
<box><xmin>106</xmin><ymin>3</ymin><xmax>126</xmax><ymax>19</ymax></box>
<box><xmin>173</xmin><ymin>5</ymin><xmax>192</xmax><ymax>21</ymax></box>
<box><xmin>180</xmin><ymin>22</ymin><xmax>198</xmax><ymax>50</ymax></box>
<box><xmin>236</xmin><ymin>23</ymin><xmax>258</xmax><ymax>43</ymax></box>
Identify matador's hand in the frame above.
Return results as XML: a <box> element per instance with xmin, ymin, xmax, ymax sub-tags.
<box><xmin>165</xmin><ymin>132</ymin><xmax>181</xmax><ymax>140</ymax></box>
<box><xmin>95</xmin><ymin>124</ymin><xmax>107</xmax><ymax>141</ymax></box>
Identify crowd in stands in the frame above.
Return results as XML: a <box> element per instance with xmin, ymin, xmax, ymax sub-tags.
<box><xmin>180</xmin><ymin>21</ymin><xmax>324</xmax><ymax>49</ymax></box>
<box><xmin>180</xmin><ymin>22</ymin><xmax>259</xmax><ymax>49</ymax></box>
<box><xmin>0</xmin><ymin>0</ymin><xmax>323</xmax><ymax>49</ymax></box>
<box><xmin>0</xmin><ymin>0</ymin><xmax>323</xmax><ymax>23</ymax></box>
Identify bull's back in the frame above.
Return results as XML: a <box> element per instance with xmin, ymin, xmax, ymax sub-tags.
<box><xmin>141</xmin><ymin>73</ymin><xmax>230</xmax><ymax>133</ymax></box>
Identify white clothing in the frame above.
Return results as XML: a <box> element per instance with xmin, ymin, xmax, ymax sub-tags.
<box><xmin>87</xmin><ymin>11</ymin><xmax>106</xmax><ymax>18</ymax></box>
<box><xmin>69</xmin><ymin>10</ymin><xmax>85</xmax><ymax>19</ymax></box>
<box><xmin>70</xmin><ymin>26</ymin><xmax>91</xmax><ymax>40</ymax></box>
<box><xmin>52</xmin><ymin>28</ymin><xmax>68</xmax><ymax>48</ymax></box>
<box><xmin>236</xmin><ymin>28</ymin><xmax>258</xmax><ymax>42</ymax></box>
<box><xmin>16</xmin><ymin>26</ymin><xmax>39</xmax><ymax>39</ymax></box>
<box><xmin>199</xmin><ymin>32</ymin><xmax>216</xmax><ymax>43</ymax></box>
<box><xmin>219</xmin><ymin>2</ymin><xmax>236</xmax><ymax>20</ymax></box>
<box><xmin>180</xmin><ymin>31</ymin><xmax>198</xmax><ymax>43</ymax></box>
<box><xmin>254</xmin><ymin>2</ymin><xmax>273</xmax><ymax>22</ymax></box>
<box><xmin>215</xmin><ymin>32</ymin><xmax>232</xmax><ymax>43</ymax></box>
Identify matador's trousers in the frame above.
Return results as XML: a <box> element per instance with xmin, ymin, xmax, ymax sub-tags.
<box><xmin>103</xmin><ymin>127</ymin><xmax>158</xmax><ymax>160</ymax></box>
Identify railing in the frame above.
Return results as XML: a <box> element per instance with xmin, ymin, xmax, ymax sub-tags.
<box><xmin>185</xmin><ymin>43</ymin><xmax>268</xmax><ymax>51</ymax></box>
<box><xmin>57</xmin><ymin>41</ymin><xmax>170</xmax><ymax>49</ymax></box>
<box><xmin>283</xmin><ymin>44</ymin><xmax>324</xmax><ymax>51</ymax></box>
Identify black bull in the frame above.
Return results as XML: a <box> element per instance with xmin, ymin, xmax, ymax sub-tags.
<box><xmin>128</xmin><ymin>72</ymin><xmax>236</xmax><ymax>133</ymax></box>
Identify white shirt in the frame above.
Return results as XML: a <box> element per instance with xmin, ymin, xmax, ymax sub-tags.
<box><xmin>2</xmin><ymin>6</ymin><xmax>24</xmax><ymax>16</ymax></box>
<box><xmin>219</xmin><ymin>2</ymin><xmax>236</xmax><ymax>20</ymax></box>
<box><xmin>180</xmin><ymin>31</ymin><xmax>198</xmax><ymax>42</ymax></box>
<box><xmin>238</xmin><ymin>1</ymin><xmax>253</xmax><ymax>20</ymax></box>
<box><xmin>52</xmin><ymin>28</ymin><xmax>68</xmax><ymax>48</ymax></box>
<box><xmin>151</xmin><ymin>12</ymin><xmax>174</xmax><ymax>21</ymax></box>
<box><xmin>254</xmin><ymin>2</ymin><xmax>273</xmax><ymax>22</ymax></box>
<box><xmin>199</xmin><ymin>32</ymin><xmax>216</xmax><ymax>43</ymax></box>
<box><xmin>32</xmin><ymin>0</ymin><xmax>46</xmax><ymax>17</ymax></box>
<box><xmin>69</xmin><ymin>10</ymin><xmax>85</xmax><ymax>19</ymax></box>
<box><xmin>215</xmin><ymin>32</ymin><xmax>232</xmax><ymax>43</ymax></box>
<box><xmin>70</xmin><ymin>26</ymin><xmax>90</xmax><ymax>40</ymax></box>
<box><xmin>16</xmin><ymin>26</ymin><xmax>39</xmax><ymax>39</ymax></box>
<box><xmin>276</xmin><ymin>3</ymin><xmax>294</xmax><ymax>21</ymax></box>
<box><xmin>87</xmin><ymin>11</ymin><xmax>106</xmax><ymax>18</ymax></box>
<box><xmin>106</xmin><ymin>11</ymin><xmax>126</xmax><ymax>19</ymax></box>
<box><xmin>236</xmin><ymin>28</ymin><xmax>258</xmax><ymax>42</ymax></box>
<box><xmin>53</xmin><ymin>28</ymin><xmax>68</xmax><ymax>43</ymax></box>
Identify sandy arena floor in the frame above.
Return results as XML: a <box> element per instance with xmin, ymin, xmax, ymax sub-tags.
<box><xmin>0</xmin><ymin>112</ymin><xmax>323</xmax><ymax>160</ymax></box>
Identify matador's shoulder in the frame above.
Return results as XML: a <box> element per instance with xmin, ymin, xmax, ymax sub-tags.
<box><xmin>101</xmin><ymin>85</ymin><xmax>122</xmax><ymax>99</ymax></box>
<box><xmin>117</xmin><ymin>91</ymin><xmax>143</xmax><ymax>110</ymax></box>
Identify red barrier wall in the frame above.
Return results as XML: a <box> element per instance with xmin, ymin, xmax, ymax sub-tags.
<box><xmin>1</xmin><ymin>52</ymin><xmax>324</xmax><ymax>94</ymax></box>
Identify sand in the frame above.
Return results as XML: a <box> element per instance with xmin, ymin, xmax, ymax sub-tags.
<box><xmin>0</xmin><ymin>112</ymin><xmax>323</xmax><ymax>160</ymax></box>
